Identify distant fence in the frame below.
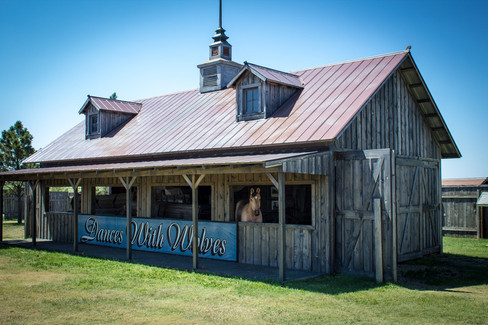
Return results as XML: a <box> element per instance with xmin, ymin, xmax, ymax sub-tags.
<box><xmin>2</xmin><ymin>191</ymin><xmax>71</xmax><ymax>221</ymax></box>
<box><xmin>2</xmin><ymin>195</ymin><xmax>25</xmax><ymax>220</ymax></box>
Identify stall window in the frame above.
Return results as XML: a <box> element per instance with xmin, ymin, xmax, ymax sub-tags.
<box><xmin>151</xmin><ymin>186</ymin><xmax>211</xmax><ymax>220</ymax></box>
<box><xmin>233</xmin><ymin>184</ymin><xmax>312</xmax><ymax>225</ymax></box>
<box><xmin>92</xmin><ymin>186</ymin><xmax>137</xmax><ymax>217</ymax></box>
<box><xmin>47</xmin><ymin>187</ymin><xmax>79</xmax><ymax>213</ymax></box>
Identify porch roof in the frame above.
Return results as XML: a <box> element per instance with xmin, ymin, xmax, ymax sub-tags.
<box><xmin>0</xmin><ymin>151</ymin><xmax>330</xmax><ymax>181</ymax></box>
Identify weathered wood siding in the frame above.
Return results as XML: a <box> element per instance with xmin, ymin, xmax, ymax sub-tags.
<box><xmin>264</xmin><ymin>82</ymin><xmax>297</xmax><ymax>117</ymax></box>
<box><xmin>37</xmin><ymin>212</ymin><xmax>74</xmax><ymax>243</ymax></box>
<box><xmin>441</xmin><ymin>186</ymin><xmax>486</xmax><ymax>237</ymax></box>
<box><xmin>100</xmin><ymin>111</ymin><xmax>133</xmax><ymax>137</ymax></box>
<box><xmin>335</xmin><ymin>71</ymin><xmax>440</xmax><ymax>160</ymax></box>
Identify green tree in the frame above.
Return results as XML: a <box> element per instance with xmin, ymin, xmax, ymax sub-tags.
<box><xmin>0</xmin><ymin>121</ymin><xmax>36</xmax><ymax>223</ymax></box>
<box><xmin>110</xmin><ymin>92</ymin><xmax>117</xmax><ymax>100</ymax></box>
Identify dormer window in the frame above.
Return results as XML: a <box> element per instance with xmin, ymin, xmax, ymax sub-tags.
<box><xmin>244</xmin><ymin>87</ymin><xmax>260</xmax><ymax>114</ymax></box>
<box><xmin>89</xmin><ymin>114</ymin><xmax>99</xmax><ymax>134</ymax></box>
<box><xmin>79</xmin><ymin>95</ymin><xmax>142</xmax><ymax>139</ymax></box>
<box><xmin>227</xmin><ymin>62</ymin><xmax>304</xmax><ymax>122</ymax></box>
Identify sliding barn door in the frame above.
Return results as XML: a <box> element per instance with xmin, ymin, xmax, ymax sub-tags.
<box><xmin>334</xmin><ymin>149</ymin><xmax>395</xmax><ymax>279</ymax></box>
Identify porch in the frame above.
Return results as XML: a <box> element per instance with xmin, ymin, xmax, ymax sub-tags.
<box><xmin>0</xmin><ymin>238</ymin><xmax>323</xmax><ymax>282</ymax></box>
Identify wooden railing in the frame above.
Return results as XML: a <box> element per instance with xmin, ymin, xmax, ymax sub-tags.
<box><xmin>38</xmin><ymin>212</ymin><xmax>74</xmax><ymax>243</ymax></box>
<box><xmin>238</xmin><ymin>222</ymin><xmax>313</xmax><ymax>271</ymax></box>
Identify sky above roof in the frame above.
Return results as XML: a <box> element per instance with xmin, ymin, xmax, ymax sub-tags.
<box><xmin>0</xmin><ymin>0</ymin><xmax>486</xmax><ymax>178</ymax></box>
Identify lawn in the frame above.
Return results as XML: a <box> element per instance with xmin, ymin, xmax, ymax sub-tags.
<box><xmin>0</xmin><ymin>232</ymin><xmax>487</xmax><ymax>324</ymax></box>
<box><xmin>2</xmin><ymin>220</ymin><xmax>24</xmax><ymax>240</ymax></box>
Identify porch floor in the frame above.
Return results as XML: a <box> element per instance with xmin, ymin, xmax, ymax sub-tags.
<box><xmin>0</xmin><ymin>239</ymin><xmax>324</xmax><ymax>282</ymax></box>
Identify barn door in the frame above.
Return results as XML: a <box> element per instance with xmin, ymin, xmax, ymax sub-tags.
<box><xmin>396</xmin><ymin>158</ymin><xmax>441</xmax><ymax>261</ymax></box>
<box><xmin>334</xmin><ymin>149</ymin><xmax>394</xmax><ymax>280</ymax></box>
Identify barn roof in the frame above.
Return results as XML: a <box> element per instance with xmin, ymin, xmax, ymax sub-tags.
<box><xmin>79</xmin><ymin>96</ymin><xmax>142</xmax><ymax>114</ymax></box>
<box><xmin>24</xmin><ymin>50</ymin><xmax>459</xmax><ymax>165</ymax></box>
<box><xmin>442</xmin><ymin>178</ymin><xmax>488</xmax><ymax>187</ymax></box>
<box><xmin>227</xmin><ymin>62</ymin><xmax>304</xmax><ymax>88</ymax></box>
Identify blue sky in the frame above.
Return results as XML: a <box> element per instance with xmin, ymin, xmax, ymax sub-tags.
<box><xmin>0</xmin><ymin>0</ymin><xmax>486</xmax><ymax>179</ymax></box>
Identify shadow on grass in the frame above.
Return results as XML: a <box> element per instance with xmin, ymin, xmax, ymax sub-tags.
<box><xmin>1</xmin><ymin>241</ymin><xmax>487</xmax><ymax>296</ymax></box>
<box><xmin>396</xmin><ymin>253</ymin><xmax>488</xmax><ymax>291</ymax></box>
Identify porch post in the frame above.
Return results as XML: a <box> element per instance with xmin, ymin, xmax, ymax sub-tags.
<box><xmin>28</xmin><ymin>180</ymin><xmax>39</xmax><ymax>247</ymax></box>
<box><xmin>119</xmin><ymin>176</ymin><xmax>137</xmax><ymax>260</ymax></box>
<box><xmin>183</xmin><ymin>174</ymin><xmax>205</xmax><ymax>270</ymax></box>
<box><xmin>0</xmin><ymin>181</ymin><xmax>4</xmax><ymax>241</ymax></box>
<box><xmin>192</xmin><ymin>174</ymin><xmax>199</xmax><ymax>269</ymax></box>
<box><xmin>68</xmin><ymin>178</ymin><xmax>82</xmax><ymax>252</ymax></box>
<box><xmin>278</xmin><ymin>172</ymin><xmax>286</xmax><ymax>283</ymax></box>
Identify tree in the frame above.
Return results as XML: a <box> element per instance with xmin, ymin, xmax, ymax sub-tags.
<box><xmin>110</xmin><ymin>92</ymin><xmax>117</xmax><ymax>100</ymax></box>
<box><xmin>0</xmin><ymin>121</ymin><xmax>36</xmax><ymax>223</ymax></box>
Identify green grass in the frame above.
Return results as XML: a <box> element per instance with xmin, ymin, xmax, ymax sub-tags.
<box><xmin>0</xmin><ymin>237</ymin><xmax>487</xmax><ymax>324</ymax></box>
<box><xmin>2</xmin><ymin>220</ymin><xmax>24</xmax><ymax>240</ymax></box>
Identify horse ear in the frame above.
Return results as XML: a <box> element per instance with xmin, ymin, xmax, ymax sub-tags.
<box><xmin>256</xmin><ymin>188</ymin><xmax>260</xmax><ymax>194</ymax></box>
<box><xmin>250</xmin><ymin>188</ymin><xmax>254</xmax><ymax>195</ymax></box>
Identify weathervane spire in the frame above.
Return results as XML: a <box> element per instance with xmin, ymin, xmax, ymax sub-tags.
<box><xmin>219</xmin><ymin>0</ymin><xmax>222</xmax><ymax>28</ymax></box>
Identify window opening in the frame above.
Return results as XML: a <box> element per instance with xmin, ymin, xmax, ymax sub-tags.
<box><xmin>89</xmin><ymin>114</ymin><xmax>98</xmax><ymax>134</ymax></box>
<box><xmin>233</xmin><ymin>184</ymin><xmax>312</xmax><ymax>225</ymax></box>
<box><xmin>244</xmin><ymin>87</ymin><xmax>259</xmax><ymax>114</ymax></box>
<box><xmin>93</xmin><ymin>186</ymin><xmax>137</xmax><ymax>217</ymax></box>
<box><xmin>151</xmin><ymin>186</ymin><xmax>211</xmax><ymax>220</ymax></box>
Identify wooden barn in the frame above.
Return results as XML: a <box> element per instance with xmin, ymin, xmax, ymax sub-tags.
<box><xmin>0</xmin><ymin>10</ymin><xmax>460</xmax><ymax>282</ymax></box>
<box><xmin>442</xmin><ymin>178</ymin><xmax>488</xmax><ymax>238</ymax></box>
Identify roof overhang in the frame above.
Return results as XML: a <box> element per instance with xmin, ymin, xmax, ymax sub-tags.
<box><xmin>477</xmin><ymin>192</ymin><xmax>488</xmax><ymax>206</ymax></box>
<box><xmin>399</xmin><ymin>53</ymin><xmax>461</xmax><ymax>158</ymax></box>
<box><xmin>0</xmin><ymin>151</ymin><xmax>331</xmax><ymax>182</ymax></box>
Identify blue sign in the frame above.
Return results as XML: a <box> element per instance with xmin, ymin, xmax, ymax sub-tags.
<box><xmin>78</xmin><ymin>215</ymin><xmax>237</xmax><ymax>261</ymax></box>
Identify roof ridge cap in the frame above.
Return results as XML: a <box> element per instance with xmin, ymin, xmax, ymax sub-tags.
<box><xmin>291</xmin><ymin>50</ymin><xmax>409</xmax><ymax>74</ymax></box>
<box><xmin>246</xmin><ymin>62</ymin><xmax>301</xmax><ymax>78</ymax></box>
<box><xmin>89</xmin><ymin>95</ymin><xmax>142</xmax><ymax>105</ymax></box>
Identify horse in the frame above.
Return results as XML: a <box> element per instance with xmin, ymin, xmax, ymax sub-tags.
<box><xmin>235</xmin><ymin>188</ymin><xmax>263</xmax><ymax>222</ymax></box>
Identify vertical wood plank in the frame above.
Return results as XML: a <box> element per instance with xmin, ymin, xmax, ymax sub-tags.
<box><xmin>374</xmin><ymin>198</ymin><xmax>383</xmax><ymax>282</ymax></box>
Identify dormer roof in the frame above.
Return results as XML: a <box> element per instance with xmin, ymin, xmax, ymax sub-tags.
<box><xmin>79</xmin><ymin>96</ymin><xmax>142</xmax><ymax>115</ymax></box>
<box><xmin>228</xmin><ymin>62</ymin><xmax>304</xmax><ymax>89</ymax></box>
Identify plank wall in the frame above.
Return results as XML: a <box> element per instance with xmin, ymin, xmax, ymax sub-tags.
<box><xmin>442</xmin><ymin>186</ymin><xmax>481</xmax><ymax>237</ymax></box>
<box><xmin>335</xmin><ymin>71</ymin><xmax>441</xmax><ymax>160</ymax></box>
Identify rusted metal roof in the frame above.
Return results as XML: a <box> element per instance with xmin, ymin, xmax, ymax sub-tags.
<box><xmin>228</xmin><ymin>62</ymin><xmax>303</xmax><ymax>88</ymax></box>
<box><xmin>1</xmin><ymin>152</ymin><xmax>314</xmax><ymax>180</ymax></box>
<box><xmin>442</xmin><ymin>178</ymin><xmax>488</xmax><ymax>187</ymax></box>
<box><xmin>79</xmin><ymin>96</ymin><xmax>142</xmax><ymax>114</ymax></box>
<box><xmin>24</xmin><ymin>50</ymin><xmax>457</xmax><ymax>164</ymax></box>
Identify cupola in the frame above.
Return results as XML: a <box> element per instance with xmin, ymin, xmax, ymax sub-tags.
<box><xmin>197</xmin><ymin>0</ymin><xmax>241</xmax><ymax>93</ymax></box>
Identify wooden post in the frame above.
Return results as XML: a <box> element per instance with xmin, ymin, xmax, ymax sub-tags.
<box><xmin>28</xmin><ymin>180</ymin><xmax>39</xmax><ymax>247</ymax></box>
<box><xmin>68</xmin><ymin>178</ymin><xmax>82</xmax><ymax>252</ymax></box>
<box><xmin>183</xmin><ymin>174</ymin><xmax>205</xmax><ymax>270</ymax></box>
<box><xmin>481</xmin><ymin>207</ymin><xmax>484</xmax><ymax>239</ymax></box>
<box><xmin>119</xmin><ymin>176</ymin><xmax>137</xmax><ymax>260</ymax></box>
<box><xmin>391</xmin><ymin>151</ymin><xmax>398</xmax><ymax>282</ymax></box>
<box><xmin>329</xmin><ymin>152</ymin><xmax>336</xmax><ymax>274</ymax></box>
<box><xmin>24</xmin><ymin>182</ymin><xmax>30</xmax><ymax>239</ymax></box>
<box><xmin>278</xmin><ymin>172</ymin><xmax>286</xmax><ymax>283</ymax></box>
<box><xmin>0</xmin><ymin>181</ymin><xmax>4</xmax><ymax>241</ymax></box>
<box><xmin>476</xmin><ymin>190</ymin><xmax>480</xmax><ymax>239</ymax></box>
<box><xmin>374</xmin><ymin>198</ymin><xmax>383</xmax><ymax>282</ymax></box>
<box><xmin>192</xmin><ymin>174</ymin><xmax>199</xmax><ymax>270</ymax></box>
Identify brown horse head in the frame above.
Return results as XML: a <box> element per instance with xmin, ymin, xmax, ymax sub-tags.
<box><xmin>249</xmin><ymin>188</ymin><xmax>261</xmax><ymax>217</ymax></box>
